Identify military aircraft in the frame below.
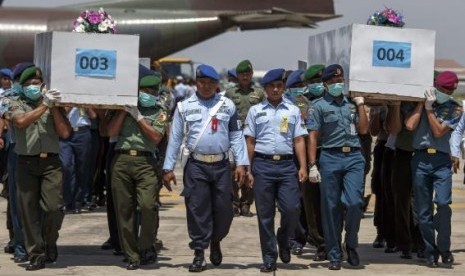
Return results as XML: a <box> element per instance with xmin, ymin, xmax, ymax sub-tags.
<box><xmin>0</xmin><ymin>0</ymin><xmax>337</xmax><ymax>67</ymax></box>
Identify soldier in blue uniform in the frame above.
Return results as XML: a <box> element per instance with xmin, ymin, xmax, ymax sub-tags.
<box><xmin>244</xmin><ymin>68</ymin><xmax>308</xmax><ymax>273</ymax></box>
<box><xmin>307</xmin><ymin>64</ymin><xmax>368</xmax><ymax>270</ymax></box>
<box><xmin>406</xmin><ymin>71</ymin><xmax>461</xmax><ymax>267</ymax></box>
<box><xmin>162</xmin><ymin>64</ymin><xmax>248</xmax><ymax>272</ymax></box>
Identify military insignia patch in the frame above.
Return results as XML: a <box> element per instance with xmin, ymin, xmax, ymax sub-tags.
<box><xmin>159</xmin><ymin>112</ymin><xmax>167</xmax><ymax>122</ymax></box>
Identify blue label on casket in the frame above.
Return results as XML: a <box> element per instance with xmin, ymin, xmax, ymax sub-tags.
<box><xmin>75</xmin><ymin>48</ymin><xmax>116</xmax><ymax>78</ymax></box>
<box><xmin>372</xmin><ymin>40</ymin><xmax>411</xmax><ymax>68</ymax></box>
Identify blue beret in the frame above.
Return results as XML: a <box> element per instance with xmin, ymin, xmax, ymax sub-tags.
<box><xmin>261</xmin><ymin>68</ymin><xmax>285</xmax><ymax>86</ymax></box>
<box><xmin>139</xmin><ymin>64</ymin><xmax>153</xmax><ymax>80</ymax></box>
<box><xmin>12</xmin><ymin>62</ymin><xmax>34</xmax><ymax>80</ymax></box>
<box><xmin>196</xmin><ymin>64</ymin><xmax>219</xmax><ymax>81</ymax></box>
<box><xmin>285</xmin><ymin>70</ymin><xmax>304</xmax><ymax>88</ymax></box>
<box><xmin>321</xmin><ymin>64</ymin><xmax>344</xmax><ymax>82</ymax></box>
<box><xmin>227</xmin><ymin>69</ymin><xmax>237</xmax><ymax>78</ymax></box>
<box><xmin>0</xmin><ymin>68</ymin><xmax>12</xmax><ymax>79</ymax></box>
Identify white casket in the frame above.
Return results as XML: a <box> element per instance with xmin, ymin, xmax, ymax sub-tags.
<box><xmin>307</xmin><ymin>24</ymin><xmax>436</xmax><ymax>101</ymax></box>
<box><xmin>34</xmin><ymin>31</ymin><xmax>140</xmax><ymax>107</ymax></box>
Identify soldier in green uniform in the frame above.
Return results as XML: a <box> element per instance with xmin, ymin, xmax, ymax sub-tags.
<box><xmin>225</xmin><ymin>59</ymin><xmax>265</xmax><ymax>217</ymax></box>
<box><xmin>8</xmin><ymin>66</ymin><xmax>70</xmax><ymax>271</ymax></box>
<box><xmin>107</xmin><ymin>66</ymin><xmax>168</xmax><ymax>270</ymax></box>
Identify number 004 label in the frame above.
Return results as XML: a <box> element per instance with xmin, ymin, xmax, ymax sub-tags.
<box><xmin>75</xmin><ymin>48</ymin><xmax>117</xmax><ymax>78</ymax></box>
<box><xmin>372</xmin><ymin>40</ymin><xmax>411</xmax><ymax>68</ymax></box>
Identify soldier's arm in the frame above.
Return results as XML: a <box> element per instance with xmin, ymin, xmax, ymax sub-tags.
<box><xmin>245</xmin><ymin>136</ymin><xmax>255</xmax><ymax>174</ymax></box>
<box><xmin>308</xmin><ymin>131</ymin><xmax>319</xmax><ymax>165</ymax></box>
<box><xmin>405</xmin><ymin>102</ymin><xmax>424</xmax><ymax>131</ymax></box>
<box><xmin>12</xmin><ymin>104</ymin><xmax>48</xmax><ymax>129</ymax></box>
<box><xmin>451</xmin><ymin>113</ymin><xmax>465</xmax><ymax>158</ymax></box>
<box><xmin>385</xmin><ymin>102</ymin><xmax>402</xmax><ymax>135</ymax></box>
<box><xmin>356</xmin><ymin>104</ymin><xmax>369</xmax><ymax>135</ymax></box>
<box><xmin>136</xmin><ymin>116</ymin><xmax>164</xmax><ymax>145</ymax></box>
<box><xmin>51</xmin><ymin>107</ymin><xmax>71</xmax><ymax>139</ymax></box>
<box><xmin>86</xmin><ymin>107</ymin><xmax>98</xmax><ymax>119</ymax></box>
<box><xmin>425</xmin><ymin>109</ymin><xmax>453</xmax><ymax>138</ymax></box>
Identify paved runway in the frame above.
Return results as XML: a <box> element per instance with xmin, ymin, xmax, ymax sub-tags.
<box><xmin>0</xmin><ymin>163</ymin><xmax>464</xmax><ymax>276</ymax></box>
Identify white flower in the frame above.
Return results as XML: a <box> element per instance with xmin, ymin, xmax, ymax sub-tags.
<box><xmin>98</xmin><ymin>21</ymin><xmax>109</xmax><ymax>32</ymax></box>
<box><xmin>76</xmin><ymin>17</ymin><xmax>84</xmax><ymax>23</ymax></box>
<box><xmin>74</xmin><ymin>24</ymin><xmax>86</xmax><ymax>32</ymax></box>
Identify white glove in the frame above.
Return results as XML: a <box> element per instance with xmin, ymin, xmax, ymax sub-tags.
<box><xmin>352</xmin><ymin>97</ymin><xmax>365</xmax><ymax>106</ymax></box>
<box><xmin>424</xmin><ymin>89</ymin><xmax>436</xmax><ymax>110</ymax></box>
<box><xmin>124</xmin><ymin>105</ymin><xmax>144</xmax><ymax>122</ymax></box>
<box><xmin>42</xmin><ymin>89</ymin><xmax>61</xmax><ymax>107</ymax></box>
<box><xmin>309</xmin><ymin>165</ymin><xmax>321</xmax><ymax>183</ymax></box>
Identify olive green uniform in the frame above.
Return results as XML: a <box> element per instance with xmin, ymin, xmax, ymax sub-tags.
<box><xmin>225</xmin><ymin>84</ymin><xmax>264</xmax><ymax>211</ymax></box>
<box><xmin>111</xmin><ymin>106</ymin><xmax>167</xmax><ymax>263</ymax></box>
<box><xmin>9</xmin><ymin>98</ymin><xmax>64</xmax><ymax>264</ymax></box>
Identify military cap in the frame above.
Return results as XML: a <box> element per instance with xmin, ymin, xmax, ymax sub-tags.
<box><xmin>0</xmin><ymin>68</ymin><xmax>12</xmax><ymax>79</ymax></box>
<box><xmin>261</xmin><ymin>68</ymin><xmax>285</xmax><ymax>86</ymax></box>
<box><xmin>139</xmin><ymin>64</ymin><xmax>153</xmax><ymax>79</ymax></box>
<box><xmin>236</xmin><ymin>60</ymin><xmax>253</xmax><ymax>73</ymax></box>
<box><xmin>304</xmin><ymin>64</ymin><xmax>325</xmax><ymax>81</ymax></box>
<box><xmin>138</xmin><ymin>64</ymin><xmax>161</xmax><ymax>87</ymax></box>
<box><xmin>435</xmin><ymin>71</ymin><xmax>459</xmax><ymax>91</ymax></box>
<box><xmin>19</xmin><ymin>66</ymin><xmax>43</xmax><ymax>85</ymax></box>
<box><xmin>12</xmin><ymin>62</ymin><xmax>34</xmax><ymax>80</ymax></box>
<box><xmin>321</xmin><ymin>64</ymin><xmax>344</xmax><ymax>82</ymax></box>
<box><xmin>227</xmin><ymin>69</ymin><xmax>237</xmax><ymax>78</ymax></box>
<box><xmin>196</xmin><ymin>64</ymin><xmax>219</xmax><ymax>81</ymax></box>
<box><xmin>285</xmin><ymin>70</ymin><xmax>304</xmax><ymax>88</ymax></box>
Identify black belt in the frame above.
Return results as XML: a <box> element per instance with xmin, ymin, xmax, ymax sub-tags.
<box><xmin>72</xmin><ymin>126</ymin><xmax>90</xmax><ymax>132</ymax></box>
<box><xmin>19</xmin><ymin>153</ymin><xmax>59</xmax><ymax>158</ymax></box>
<box><xmin>254</xmin><ymin>152</ymin><xmax>294</xmax><ymax>161</ymax></box>
<box><xmin>116</xmin><ymin>149</ymin><xmax>153</xmax><ymax>157</ymax></box>
<box><xmin>415</xmin><ymin>148</ymin><xmax>444</xmax><ymax>155</ymax></box>
<box><xmin>323</xmin><ymin>147</ymin><xmax>360</xmax><ymax>153</ymax></box>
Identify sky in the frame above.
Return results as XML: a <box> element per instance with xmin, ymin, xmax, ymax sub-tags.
<box><xmin>4</xmin><ymin>0</ymin><xmax>465</xmax><ymax>71</ymax></box>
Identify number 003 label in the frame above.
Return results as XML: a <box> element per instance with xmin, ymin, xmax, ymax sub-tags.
<box><xmin>75</xmin><ymin>48</ymin><xmax>117</xmax><ymax>78</ymax></box>
<box><xmin>372</xmin><ymin>40</ymin><xmax>411</xmax><ymax>68</ymax></box>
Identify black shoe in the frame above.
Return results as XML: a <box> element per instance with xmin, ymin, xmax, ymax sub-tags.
<box><xmin>113</xmin><ymin>249</ymin><xmax>124</xmax><ymax>256</ymax></box>
<box><xmin>291</xmin><ymin>246</ymin><xmax>303</xmax><ymax>256</ymax></box>
<box><xmin>345</xmin><ymin>244</ymin><xmax>360</xmax><ymax>266</ymax></box>
<box><xmin>4</xmin><ymin>241</ymin><xmax>14</xmax><ymax>254</ymax></box>
<box><xmin>372</xmin><ymin>235</ymin><xmax>385</xmax><ymax>248</ymax></box>
<box><xmin>240</xmin><ymin>204</ymin><xmax>253</xmax><ymax>217</ymax></box>
<box><xmin>313</xmin><ymin>248</ymin><xmax>326</xmax><ymax>261</ymax></box>
<box><xmin>140</xmin><ymin>253</ymin><xmax>157</xmax><ymax>265</ymax></box>
<box><xmin>426</xmin><ymin>256</ymin><xmax>438</xmax><ymax>268</ymax></box>
<box><xmin>233</xmin><ymin>207</ymin><xmax>241</xmax><ymax>217</ymax></box>
<box><xmin>126</xmin><ymin>261</ymin><xmax>140</xmax><ymax>270</ymax></box>
<box><xmin>73</xmin><ymin>208</ymin><xmax>81</xmax><ymax>214</ymax></box>
<box><xmin>363</xmin><ymin>194</ymin><xmax>371</xmax><ymax>212</ymax></box>
<box><xmin>417</xmin><ymin>250</ymin><xmax>425</xmax><ymax>259</ymax></box>
<box><xmin>260</xmin><ymin>262</ymin><xmax>277</xmax><ymax>273</ymax></box>
<box><xmin>26</xmin><ymin>260</ymin><xmax>45</xmax><ymax>271</ymax></box>
<box><xmin>101</xmin><ymin>238</ymin><xmax>113</xmax><ymax>250</ymax></box>
<box><xmin>154</xmin><ymin>239</ymin><xmax>163</xmax><ymax>251</ymax></box>
<box><xmin>13</xmin><ymin>255</ymin><xmax>29</xmax><ymax>263</ymax></box>
<box><xmin>279</xmin><ymin>246</ymin><xmax>291</xmax><ymax>263</ymax></box>
<box><xmin>441</xmin><ymin>251</ymin><xmax>454</xmax><ymax>264</ymax></box>
<box><xmin>328</xmin><ymin>260</ymin><xmax>341</xmax><ymax>270</ymax></box>
<box><xmin>189</xmin><ymin>250</ymin><xmax>207</xmax><ymax>272</ymax></box>
<box><xmin>209</xmin><ymin>241</ymin><xmax>222</xmax><ymax>266</ymax></box>
<box><xmin>400</xmin><ymin>250</ymin><xmax>412</xmax><ymax>259</ymax></box>
<box><xmin>384</xmin><ymin>247</ymin><xmax>398</xmax><ymax>253</ymax></box>
<box><xmin>45</xmin><ymin>244</ymin><xmax>58</xmax><ymax>263</ymax></box>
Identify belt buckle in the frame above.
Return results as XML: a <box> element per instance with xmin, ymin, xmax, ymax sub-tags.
<box><xmin>39</xmin><ymin>152</ymin><xmax>48</xmax><ymax>158</ymax></box>
<box><xmin>342</xmin><ymin>147</ymin><xmax>351</xmax><ymax>153</ymax></box>
<box><xmin>427</xmin><ymin>148</ymin><xmax>437</xmax><ymax>154</ymax></box>
<box><xmin>129</xmin><ymin>150</ymin><xmax>137</xmax><ymax>156</ymax></box>
<box><xmin>72</xmin><ymin>127</ymin><xmax>79</xmax><ymax>132</ymax></box>
<box><xmin>272</xmin><ymin>155</ymin><xmax>281</xmax><ymax>161</ymax></box>
<box><xmin>207</xmin><ymin>155</ymin><xmax>214</xmax><ymax>163</ymax></box>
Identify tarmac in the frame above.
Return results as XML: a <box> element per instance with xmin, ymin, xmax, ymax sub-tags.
<box><xmin>0</xmin><ymin>162</ymin><xmax>465</xmax><ymax>276</ymax></box>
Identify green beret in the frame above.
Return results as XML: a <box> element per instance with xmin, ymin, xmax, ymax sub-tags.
<box><xmin>304</xmin><ymin>64</ymin><xmax>325</xmax><ymax>81</ymax></box>
<box><xmin>19</xmin><ymin>66</ymin><xmax>42</xmax><ymax>85</ymax></box>
<box><xmin>139</xmin><ymin>75</ymin><xmax>161</xmax><ymax>88</ymax></box>
<box><xmin>236</xmin><ymin>59</ymin><xmax>253</xmax><ymax>73</ymax></box>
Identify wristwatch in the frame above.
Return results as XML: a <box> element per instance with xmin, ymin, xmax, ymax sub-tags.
<box><xmin>162</xmin><ymin>169</ymin><xmax>173</xmax><ymax>174</ymax></box>
<box><xmin>308</xmin><ymin>161</ymin><xmax>317</xmax><ymax>168</ymax></box>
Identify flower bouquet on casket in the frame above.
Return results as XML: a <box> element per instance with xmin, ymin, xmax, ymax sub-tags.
<box><xmin>72</xmin><ymin>7</ymin><xmax>116</xmax><ymax>33</ymax></box>
<box><xmin>367</xmin><ymin>7</ymin><xmax>405</xmax><ymax>28</ymax></box>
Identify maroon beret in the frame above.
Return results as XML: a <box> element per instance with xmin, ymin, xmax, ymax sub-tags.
<box><xmin>435</xmin><ymin>71</ymin><xmax>459</xmax><ymax>91</ymax></box>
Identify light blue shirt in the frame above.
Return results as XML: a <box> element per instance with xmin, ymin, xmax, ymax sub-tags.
<box><xmin>307</xmin><ymin>94</ymin><xmax>361</xmax><ymax>148</ymax></box>
<box><xmin>163</xmin><ymin>93</ymin><xmax>249</xmax><ymax>170</ymax></box>
<box><xmin>67</xmin><ymin>107</ymin><xmax>91</xmax><ymax>128</ymax></box>
<box><xmin>244</xmin><ymin>98</ymin><xmax>308</xmax><ymax>155</ymax></box>
<box><xmin>412</xmin><ymin>100</ymin><xmax>462</xmax><ymax>154</ymax></box>
<box><xmin>450</xmin><ymin>112</ymin><xmax>465</xmax><ymax>158</ymax></box>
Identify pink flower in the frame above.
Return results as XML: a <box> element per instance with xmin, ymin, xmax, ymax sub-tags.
<box><xmin>88</xmin><ymin>11</ymin><xmax>102</xmax><ymax>24</ymax></box>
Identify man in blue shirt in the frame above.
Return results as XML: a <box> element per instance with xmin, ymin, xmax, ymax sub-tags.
<box><xmin>162</xmin><ymin>64</ymin><xmax>248</xmax><ymax>272</ymax></box>
<box><xmin>307</xmin><ymin>64</ymin><xmax>368</xmax><ymax>270</ymax></box>
<box><xmin>244</xmin><ymin>68</ymin><xmax>308</xmax><ymax>273</ymax></box>
<box><xmin>406</xmin><ymin>71</ymin><xmax>461</xmax><ymax>267</ymax></box>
